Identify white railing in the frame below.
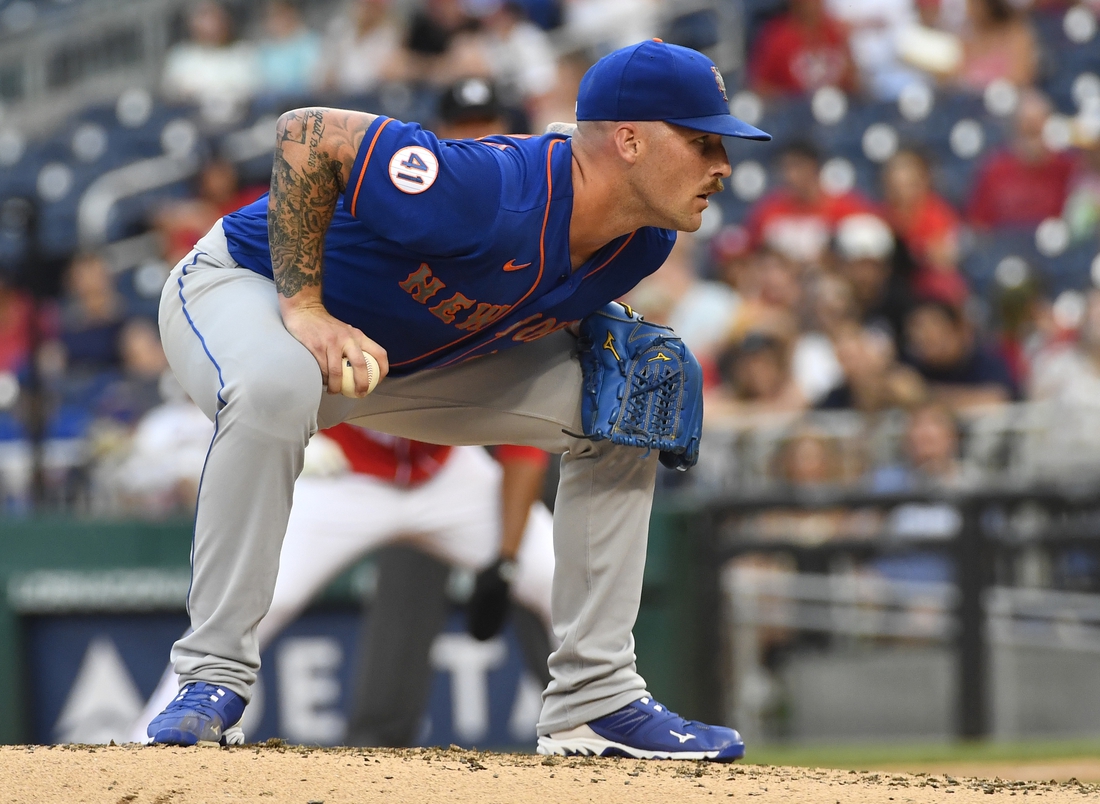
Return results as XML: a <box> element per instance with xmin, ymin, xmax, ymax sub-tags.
<box><xmin>691</xmin><ymin>400</ymin><xmax>1100</xmax><ymax>496</ymax></box>
<box><xmin>725</xmin><ymin>565</ymin><xmax>1100</xmax><ymax>653</ymax></box>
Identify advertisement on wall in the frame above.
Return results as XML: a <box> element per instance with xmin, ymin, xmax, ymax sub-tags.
<box><xmin>24</xmin><ymin>608</ymin><xmax>543</xmax><ymax>748</ymax></box>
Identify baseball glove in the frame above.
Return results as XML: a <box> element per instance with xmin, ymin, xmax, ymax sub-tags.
<box><xmin>467</xmin><ymin>558</ymin><xmax>516</xmax><ymax>641</ymax></box>
<box><xmin>572</xmin><ymin>302</ymin><xmax>703</xmax><ymax>471</ymax></box>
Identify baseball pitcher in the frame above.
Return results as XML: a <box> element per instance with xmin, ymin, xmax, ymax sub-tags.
<box><xmin>150</xmin><ymin>40</ymin><xmax>769</xmax><ymax>760</ymax></box>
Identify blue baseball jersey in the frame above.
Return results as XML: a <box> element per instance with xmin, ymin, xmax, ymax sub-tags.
<box><xmin>221</xmin><ymin>116</ymin><xmax>676</xmax><ymax>376</ymax></box>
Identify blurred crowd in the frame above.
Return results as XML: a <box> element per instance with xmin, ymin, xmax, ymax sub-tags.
<box><xmin>626</xmin><ymin>0</ymin><xmax>1100</xmax><ymax>497</ymax></box>
<box><xmin>156</xmin><ymin>0</ymin><xmax>573</xmax><ymax>134</ymax></box>
<box><xmin>1</xmin><ymin>0</ymin><xmax>1100</xmax><ymax>520</ymax></box>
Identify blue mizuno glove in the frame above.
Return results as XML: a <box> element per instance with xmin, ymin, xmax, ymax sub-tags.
<box><xmin>573</xmin><ymin>302</ymin><xmax>703</xmax><ymax>471</ymax></box>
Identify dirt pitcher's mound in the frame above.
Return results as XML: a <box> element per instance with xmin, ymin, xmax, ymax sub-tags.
<box><xmin>1</xmin><ymin>744</ymin><xmax>1097</xmax><ymax>804</ymax></box>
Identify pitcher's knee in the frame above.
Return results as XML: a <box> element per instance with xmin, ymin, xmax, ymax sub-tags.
<box><xmin>224</xmin><ymin>369</ymin><xmax>321</xmax><ymax>437</ymax></box>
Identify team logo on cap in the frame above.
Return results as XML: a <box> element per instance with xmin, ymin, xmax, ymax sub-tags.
<box><xmin>711</xmin><ymin>66</ymin><xmax>728</xmax><ymax>102</ymax></box>
<box><xmin>389</xmin><ymin>146</ymin><xmax>439</xmax><ymax>194</ymax></box>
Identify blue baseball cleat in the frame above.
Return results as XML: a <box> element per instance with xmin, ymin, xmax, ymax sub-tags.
<box><xmin>537</xmin><ymin>697</ymin><xmax>745</xmax><ymax>761</ymax></box>
<box><xmin>148</xmin><ymin>682</ymin><xmax>246</xmax><ymax>746</ymax></box>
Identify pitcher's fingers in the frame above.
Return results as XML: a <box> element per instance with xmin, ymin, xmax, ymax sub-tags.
<box><xmin>342</xmin><ymin>338</ymin><xmax>372</xmax><ymax>396</ymax></box>
<box><xmin>358</xmin><ymin>335</ymin><xmax>389</xmax><ymax>378</ymax></box>
<box><xmin>327</xmin><ymin>343</ymin><xmax>346</xmax><ymax>395</ymax></box>
<box><xmin>344</xmin><ymin>338</ymin><xmax>366</xmax><ymax>369</ymax></box>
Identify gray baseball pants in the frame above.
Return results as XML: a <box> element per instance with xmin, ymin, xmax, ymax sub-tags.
<box><xmin>158</xmin><ymin>221</ymin><xmax>656</xmax><ymax>735</ymax></box>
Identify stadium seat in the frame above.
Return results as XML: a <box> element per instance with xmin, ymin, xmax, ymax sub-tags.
<box><xmin>663</xmin><ymin>6</ymin><xmax>722</xmax><ymax>52</ymax></box>
<box><xmin>960</xmin><ymin>228</ymin><xmax>1040</xmax><ymax>294</ymax></box>
<box><xmin>103</xmin><ymin>180</ymin><xmax>193</xmax><ymax>244</ymax></box>
<box><xmin>117</xmin><ymin>263</ymin><xmax>167</xmax><ymax>320</ymax></box>
<box><xmin>0</xmin><ymin>410</ymin><xmax>25</xmax><ymax>442</ymax></box>
<box><xmin>957</xmin><ymin>227</ymin><xmax>1095</xmax><ymax>298</ymax></box>
<box><xmin>811</xmin><ymin>102</ymin><xmax>875</xmax><ymax>161</ymax></box>
<box><xmin>36</xmin><ymin>162</ymin><xmax>103</xmax><ymax>259</ymax></box>
<box><xmin>1042</xmin><ymin>243</ymin><xmax>1099</xmax><ymax>295</ymax></box>
<box><xmin>755</xmin><ymin>96</ymin><xmax>814</xmax><ymax>150</ymax></box>
<box><xmin>45</xmin><ymin>403</ymin><xmax>93</xmax><ymax>441</ymax></box>
<box><xmin>933</xmin><ymin>151</ymin><xmax>983</xmax><ymax>209</ymax></box>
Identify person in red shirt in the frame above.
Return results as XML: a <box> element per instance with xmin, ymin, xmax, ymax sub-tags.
<box><xmin>152</xmin><ymin>158</ymin><xmax>267</xmax><ymax>264</ymax></box>
<box><xmin>749</xmin><ymin>0</ymin><xmax>858</xmax><ymax>97</ymax></box>
<box><xmin>967</xmin><ymin>89</ymin><xmax>1077</xmax><ymax>229</ymax></box>
<box><xmin>0</xmin><ymin>271</ymin><xmax>56</xmax><ymax>376</ymax></box>
<box><xmin>746</xmin><ymin>141</ymin><xmax>875</xmax><ymax>264</ymax></box>
<box><xmin>882</xmin><ymin>149</ymin><xmax>968</xmax><ymax>305</ymax></box>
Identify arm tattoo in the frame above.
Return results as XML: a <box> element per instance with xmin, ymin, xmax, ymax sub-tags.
<box><xmin>268</xmin><ymin>107</ymin><xmax>372</xmax><ymax>300</ymax></box>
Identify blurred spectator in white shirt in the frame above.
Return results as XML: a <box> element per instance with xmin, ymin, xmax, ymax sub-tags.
<box><xmin>835</xmin><ymin>213</ymin><xmax>913</xmax><ymax>350</ymax></box>
<box><xmin>562</xmin><ymin>0</ymin><xmax>659</xmax><ymax>54</ymax></box>
<box><xmin>824</xmin><ymin>0</ymin><xmax>926</xmax><ymax>100</ymax></box>
<box><xmin>1024</xmin><ymin>290</ymin><xmax>1100</xmax><ymax>476</ymax></box>
<box><xmin>1030</xmin><ymin>290</ymin><xmax>1100</xmax><ymax>408</ymax></box>
<box><xmin>97</xmin><ymin>392</ymin><xmax>213</xmax><ymax>518</ymax></box>
<box><xmin>320</xmin><ymin>0</ymin><xmax>409</xmax><ymax>94</ymax></box>
<box><xmin>621</xmin><ymin>232</ymin><xmax>740</xmax><ymax>365</ymax></box>
<box><xmin>161</xmin><ymin>1</ymin><xmax>261</xmax><ymax>106</ymax></box>
<box><xmin>796</xmin><ymin>272</ymin><xmax>855</xmax><ymax>405</ymax></box>
<box><xmin>476</xmin><ymin>1</ymin><xmax>558</xmax><ymax>125</ymax></box>
<box><xmin>719</xmin><ymin>244</ymin><xmax>843</xmax><ymax>406</ymax></box>
<box><xmin>256</xmin><ymin>0</ymin><xmax>323</xmax><ymax>97</ymax></box>
<box><xmin>1065</xmin><ymin>131</ymin><xmax>1100</xmax><ymax>244</ymax></box>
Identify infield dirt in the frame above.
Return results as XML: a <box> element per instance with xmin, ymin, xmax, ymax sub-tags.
<box><xmin>2</xmin><ymin>744</ymin><xmax>1099</xmax><ymax>804</ymax></box>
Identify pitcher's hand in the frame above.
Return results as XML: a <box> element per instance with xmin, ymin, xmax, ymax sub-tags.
<box><xmin>282</xmin><ymin>302</ymin><xmax>389</xmax><ymax>395</ymax></box>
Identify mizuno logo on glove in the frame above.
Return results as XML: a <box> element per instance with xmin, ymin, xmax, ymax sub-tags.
<box><xmin>603</xmin><ymin>332</ymin><xmax>620</xmax><ymax>361</ymax></box>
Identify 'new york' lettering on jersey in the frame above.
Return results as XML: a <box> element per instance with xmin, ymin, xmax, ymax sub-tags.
<box><xmin>221</xmin><ymin>117</ymin><xmax>676</xmax><ymax>376</ymax></box>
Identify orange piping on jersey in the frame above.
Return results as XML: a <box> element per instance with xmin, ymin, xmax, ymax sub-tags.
<box><xmin>509</xmin><ymin>137</ymin><xmax>557</xmax><ymax>310</ymax></box>
<box><xmin>390</xmin><ymin>138</ymin><xmax>562</xmax><ymax>370</ymax></box>
<box><xmin>582</xmin><ymin>230</ymin><xmax>637</xmax><ymax>282</ymax></box>
<box><xmin>349</xmin><ymin>117</ymin><xmax>393</xmax><ymax>218</ymax></box>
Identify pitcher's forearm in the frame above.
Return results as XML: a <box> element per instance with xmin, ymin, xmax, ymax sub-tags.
<box><xmin>268</xmin><ymin>107</ymin><xmax>376</xmax><ymax>312</ymax></box>
<box><xmin>269</xmin><ymin>109</ymin><xmax>337</xmax><ymax>307</ymax></box>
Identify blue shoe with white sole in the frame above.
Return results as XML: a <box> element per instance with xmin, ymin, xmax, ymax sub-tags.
<box><xmin>148</xmin><ymin>682</ymin><xmax>246</xmax><ymax>746</ymax></box>
<box><xmin>537</xmin><ymin>696</ymin><xmax>745</xmax><ymax>761</ymax></box>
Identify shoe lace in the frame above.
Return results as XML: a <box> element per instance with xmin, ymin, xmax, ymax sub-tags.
<box><xmin>163</xmin><ymin>684</ymin><xmax>227</xmax><ymax>721</ymax></box>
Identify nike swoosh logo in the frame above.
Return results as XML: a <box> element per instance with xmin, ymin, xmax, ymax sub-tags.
<box><xmin>503</xmin><ymin>259</ymin><xmax>532</xmax><ymax>272</ymax></box>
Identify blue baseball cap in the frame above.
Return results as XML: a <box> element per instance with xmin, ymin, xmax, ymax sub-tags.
<box><xmin>576</xmin><ymin>40</ymin><xmax>771</xmax><ymax>141</ymax></box>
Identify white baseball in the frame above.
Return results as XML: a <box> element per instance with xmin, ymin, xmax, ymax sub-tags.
<box><xmin>340</xmin><ymin>351</ymin><xmax>381</xmax><ymax>398</ymax></box>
